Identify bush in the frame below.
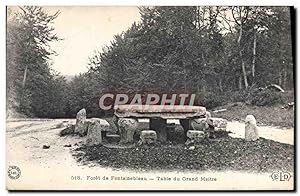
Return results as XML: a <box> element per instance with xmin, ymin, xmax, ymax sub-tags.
<box><xmin>228</xmin><ymin>90</ymin><xmax>248</xmax><ymax>103</ymax></box>
<box><xmin>249</xmin><ymin>88</ymin><xmax>283</xmax><ymax>106</ymax></box>
<box><xmin>198</xmin><ymin>92</ymin><xmax>229</xmax><ymax>109</ymax></box>
<box><xmin>195</xmin><ymin>86</ymin><xmax>291</xmax><ymax>109</ymax></box>
<box><xmin>280</xmin><ymin>90</ymin><xmax>294</xmax><ymax>104</ymax></box>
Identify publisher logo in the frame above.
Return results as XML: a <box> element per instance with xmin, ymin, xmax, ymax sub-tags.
<box><xmin>270</xmin><ymin>171</ymin><xmax>292</xmax><ymax>181</ymax></box>
<box><xmin>8</xmin><ymin>166</ymin><xmax>21</xmax><ymax>180</ymax></box>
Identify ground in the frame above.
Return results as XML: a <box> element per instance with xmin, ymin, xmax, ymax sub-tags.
<box><xmin>6</xmin><ymin>108</ymin><xmax>294</xmax><ymax>190</ymax></box>
<box><xmin>6</xmin><ymin>107</ymin><xmax>294</xmax><ymax>173</ymax></box>
<box><xmin>73</xmin><ymin>137</ymin><xmax>293</xmax><ymax>172</ymax></box>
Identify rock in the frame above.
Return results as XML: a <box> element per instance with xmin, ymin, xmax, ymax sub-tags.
<box><xmin>207</xmin><ymin>118</ymin><xmax>227</xmax><ymax>131</ymax></box>
<box><xmin>78</xmin><ymin>121</ymin><xmax>91</xmax><ymax>137</ymax></box>
<box><xmin>117</xmin><ymin>118</ymin><xmax>138</xmax><ymax>144</ymax></box>
<box><xmin>74</xmin><ymin>108</ymin><xmax>87</xmax><ymax>135</ymax></box>
<box><xmin>110</xmin><ymin>115</ymin><xmax>120</xmax><ymax>133</ymax></box>
<box><xmin>42</xmin><ymin>144</ymin><xmax>50</xmax><ymax>149</ymax></box>
<box><xmin>92</xmin><ymin>118</ymin><xmax>111</xmax><ymax>138</ymax></box>
<box><xmin>245</xmin><ymin>115</ymin><xmax>259</xmax><ymax>141</ymax></box>
<box><xmin>187</xmin><ymin>130</ymin><xmax>206</xmax><ymax>140</ymax></box>
<box><xmin>63</xmin><ymin>144</ymin><xmax>72</xmax><ymax>147</ymax></box>
<box><xmin>78</xmin><ymin>118</ymin><xmax>110</xmax><ymax>137</ymax></box>
<box><xmin>91</xmin><ymin>118</ymin><xmax>110</xmax><ymax>126</ymax></box>
<box><xmin>139</xmin><ymin>130</ymin><xmax>157</xmax><ymax>145</ymax></box>
<box><xmin>86</xmin><ymin>118</ymin><xmax>109</xmax><ymax>146</ymax></box>
<box><xmin>206</xmin><ymin>111</ymin><xmax>212</xmax><ymax>118</ymax></box>
<box><xmin>188</xmin><ymin>146</ymin><xmax>195</xmax><ymax>150</ymax></box>
<box><xmin>191</xmin><ymin>118</ymin><xmax>209</xmax><ymax>131</ymax></box>
<box><xmin>106</xmin><ymin>134</ymin><xmax>121</xmax><ymax>143</ymax></box>
<box><xmin>186</xmin><ymin>130</ymin><xmax>206</xmax><ymax>145</ymax></box>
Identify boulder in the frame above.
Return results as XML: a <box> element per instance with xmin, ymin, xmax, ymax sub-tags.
<box><xmin>187</xmin><ymin>130</ymin><xmax>206</xmax><ymax>139</ymax></box>
<box><xmin>245</xmin><ymin>115</ymin><xmax>259</xmax><ymax>141</ymax></box>
<box><xmin>139</xmin><ymin>130</ymin><xmax>157</xmax><ymax>145</ymax></box>
<box><xmin>74</xmin><ymin>108</ymin><xmax>87</xmax><ymax>135</ymax></box>
<box><xmin>190</xmin><ymin>118</ymin><xmax>209</xmax><ymax>131</ymax></box>
<box><xmin>91</xmin><ymin>118</ymin><xmax>110</xmax><ymax>137</ymax></box>
<box><xmin>91</xmin><ymin>118</ymin><xmax>110</xmax><ymax>128</ymax></box>
<box><xmin>85</xmin><ymin>118</ymin><xmax>110</xmax><ymax>144</ymax></box>
<box><xmin>105</xmin><ymin>115</ymin><xmax>119</xmax><ymax>134</ymax></box>
<box><xmin>78</xmin><ymin>120</ymin><xmax>91</xmax><ymax>137</ymax></box>
<box><xmin>86</xmin><ymin>119</ymin><xmax>105</xmax><ymax>146</ymax></box>
<box><xmin>117</xmin><ymin>118</ymin><xmax>138</xmax><ymax>144</ymax></box>
<box><xmin>207</xmin><ymin>118</ymin><xmax>227</xmax><ymax>131</ymax></box>
<box><xmin>186</xmin><ymin>130</ymin><xmax>206</xmax><ymax>145</ymax></box>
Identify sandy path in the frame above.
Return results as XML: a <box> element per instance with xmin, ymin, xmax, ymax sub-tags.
<box><xmin>165</xmin><ymin>119</ymin><xmax>294</xmax><ymax>145</ymax></box>
<box><xmin>6</xmin><ymin>119</ymin><xmax>80</xmax><ymax>168</ymax></box>
<box><xmin>6</xmin><ymin>119</ymin><xmax>294</xmax><ymax>190</ymax></box>
<box><xmin>227</xmin><ymin>121</ymin><xmax>294</xmax><ymax>145</ymax></box>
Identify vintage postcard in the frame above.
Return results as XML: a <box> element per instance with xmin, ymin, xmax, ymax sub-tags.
<box><xmin>6</xmin><ymin>6</ymin><xmax>295</xmax><ymax>191</ymax></box>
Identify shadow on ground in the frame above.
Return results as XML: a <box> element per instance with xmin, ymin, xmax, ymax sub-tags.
<box><xmin>72</xmin><ymin>136</ymin><xmax>294</xmax><ymax>172</ymax></box>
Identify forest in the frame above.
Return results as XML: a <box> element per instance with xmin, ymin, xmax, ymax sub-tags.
<box><xmin>6</xmin><ymin>6</ymin><xmax>294</xmax><ymax>118</ymax></box>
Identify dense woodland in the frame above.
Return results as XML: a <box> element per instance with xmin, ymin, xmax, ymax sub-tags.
<box><xmin>6</xmin><ymin>6</ymin><xmax>294</xmax><ymax>118</ymax></box>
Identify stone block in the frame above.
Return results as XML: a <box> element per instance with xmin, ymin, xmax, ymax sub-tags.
<box><xmin>118</xmin><ymin>118</ymin><xmax>138</xmax><ymax>144</ymax></box>
<box><xmin>86</xmin><ymin>119</ymin><xmax>104</xmax><ymax>146</ymax></box>
<box><xmin>191</xmin><ymin>118</ymin><xmax>209</xmax><ymax>131</ymax></box>
<box><xmin>207</xmin><ymin>118</ymin><xmax>227</xmax><ymax>131</ymax></box>
<box><xmin>245</xmin><ymin>115</ymin><xmax>259</xmax><ymax>141</ymax></box>
<box><xmin>140</xmin><ymin>130</ymin><xmax>157</xmax><ymax>144</ymax></box>
<box><xmin>74</xmin><ymin>108</ymin><xmax>86</xmax><ymax>135</ymax></box>
<box><xmin>186</xmin><ymin>130</ymin><xmax>206</xmax><ymax>145</ymax></box>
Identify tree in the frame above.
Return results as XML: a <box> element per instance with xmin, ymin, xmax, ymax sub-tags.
<box><xmin>7</xmin><ymin>6</ymin><xmax>63</xmax><ymax>118</ymax></box>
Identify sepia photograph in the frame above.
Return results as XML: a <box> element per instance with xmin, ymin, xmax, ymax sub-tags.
<box><xmin>5</xmin><ymin>5</ymin><xmax>295</xmax><ymax>191</ymax></box>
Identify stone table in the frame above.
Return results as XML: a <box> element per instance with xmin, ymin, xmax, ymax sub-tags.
<box><xmin>114</xmin><ymin>104</ymin><xmax>207</xmax><ymax>144</ymax></box>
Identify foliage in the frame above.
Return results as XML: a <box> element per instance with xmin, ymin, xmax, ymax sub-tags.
<box><xmin>7</xmin><ymin>6</ymin><xmax>294</xmax><ymax>118</ymax></box>
<box><xmin>6</xmin><ymin>6</ymin><xmax>66</xmax><ymax>118</ymax></box>
<box><xmin>248</xmin><ymin>88</ymin><xmax>282</xmax><ymax>106</ymax></box>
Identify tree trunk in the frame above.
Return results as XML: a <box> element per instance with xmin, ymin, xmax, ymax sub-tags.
<box><xmin>283</xmin><ymin>68</ymin><xmax>288</xmax><ymax>89</ymax></box>
<box><xmin>279</xmin><ymin>72</ymin><xmax>282</xmax><ymax>86</ymax></box>
<box><xmin>239</xmin><ymin>76</ymin><xmax>242</xmax><ymax>90</ymax></box>
<box><xmin>238</xmin><ymin>22</ymin><xmax>249</xmax><ymax>89</ymax></box>
<box><xmin>219</xmin><ymin>78</ymin><xmax>223</xmax><ymax>92</ymax></box>
<box><xmin>22</xmin><ymin>64</ymin><xmax>28</xmax><ymax>88</ymax></box>
<box><xmin>234</xmin><ymin>7</ymin><xmax>249</xmax><ymax>89</ymax></box>
<box><xmin>251</xmin><ymin>29</ymin><xmax>257</xmax><ymax>78</ymax></box>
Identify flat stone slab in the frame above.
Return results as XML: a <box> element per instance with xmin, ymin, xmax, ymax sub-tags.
<box><xmin>186</xmin><ymin>130</ymin><xmax>206</xmax><ymax>139</ymax></box>
<box><xmin>105</xmin><ymin>134</ymin><xmax>120</xmax><ymax>143</ymax></box>
<box><xmin>115</xmin><ymin>104</ymin><xmax>206</xmax><ymax>119</ymax></box>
